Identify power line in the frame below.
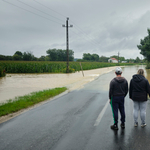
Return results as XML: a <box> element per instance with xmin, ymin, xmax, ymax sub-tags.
<box><xmin>2</xmin><ymin>0</ymin><xmax>62</xmax><ymax>25</ymax></box>
<box><xmin>33</xmin><ymin>0</ymin><xmax>67</xmax><ymax>18</ymax></box>
<box><xmin>70</xmin><ymin>28</ymin><xmax>101</xmax><ymax>49</ymax></box>
<box><xmin>70</xmin><ymin>20</ymin><xmax>100</xmax><ymax>46</ymax></box>
<box><xmin>31</xmin><ymin>1</ymin><xmax>101</xmax><ymax>48</ymax></box>
<box><xmin>70</xmin><ymin>29</ymin><xmax>100</xmax><ymax>49</ymax></box>
<box><xmin>17</xmin><ymin>0</ymin><xmax>64</xmax><ymax>23</ymax></box>
<box><xmin>3</xmin><ymin>0</ymin><xmax>102</xmax><ymax>52</ymax></box>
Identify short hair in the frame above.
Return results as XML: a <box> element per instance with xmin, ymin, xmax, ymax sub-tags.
<box><xmin>137</xmin><ymin>69</ymin><xmax>144</xmax><ymax>76</ymax></box>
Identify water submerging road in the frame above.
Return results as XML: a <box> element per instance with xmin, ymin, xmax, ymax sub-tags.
<box><xmin>0</xmin><ymin>65</ymin><xmax>148</xmax><ymax>104</ymax></box>
<box><xmin>0</xmin><ymin>67</ymin><xmax>115</xmax><ymax>103</ymax></box>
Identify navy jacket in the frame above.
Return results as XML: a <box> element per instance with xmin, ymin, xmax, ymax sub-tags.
<box><xmin>129</xmin><ymin>74</ymin><xmax>150</xmax><ymax>101</ymax></box>
<box><xmin>109</xmin><ymin>77</ymin><xmax>128</xmax><ymax>99</ymax></box>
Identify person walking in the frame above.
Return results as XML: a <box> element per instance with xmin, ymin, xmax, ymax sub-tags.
<box><xmin>109</xmin><ymin>67</ymin><xmax>128</xmax><ymax>130</ymax></box>
<box><xmin>129</xmin><ymin>69</ymin><xmax>150</xmax><ymax>127</ymax></box>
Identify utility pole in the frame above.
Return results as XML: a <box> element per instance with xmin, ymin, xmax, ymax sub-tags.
<box><xmin>62</xmin><ymin>18</ymin><xmax>73</xmax><ymax>73</ymax></box>
<box><xmin>118</xmin><ymin>52</ymin><xmax>119</xmax><ymax>65</ymax></box>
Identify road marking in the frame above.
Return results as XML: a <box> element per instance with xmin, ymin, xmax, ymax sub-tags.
<box><xmin>94</xmin><ymin>100</ymin><xmax>109</xmax><ymax>126</ymax></box>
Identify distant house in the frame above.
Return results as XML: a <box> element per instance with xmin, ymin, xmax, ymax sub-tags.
<box><xmin>108</xmin><ymin>58</ymin><xmax>118</xmax><ymax>63</ymax></box>
<box><xmin>121</xmin><ymin>61</ymin><xmax>127</xmax><ymax>63</ymax></box>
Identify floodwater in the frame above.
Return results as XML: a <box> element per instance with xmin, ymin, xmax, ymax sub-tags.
<box><xmin>0</xmin><ymin>73</ymin><xmax>83</xmax><ymax>103</ymax></box>
<box><xmin>0</xmin><ymin>65</ymin><xmax>149</xmax><ymax>104</ymax></box>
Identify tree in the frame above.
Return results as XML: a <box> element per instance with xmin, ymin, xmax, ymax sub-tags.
<box><xmin>126</xmin><ymin>58</ymin><xmax>135</xmax><ymax>63</ymax></box>
<box><xmin>135</xmin><ymin>57</ymin><xmax>141</xmax><ymax>63</ymax></box>
<box><xmin>13</xmin><ymin>51</ymin><xmax>23</xmax><ymax>60</ymax></box>
<box><xmin>45</xmin><ymin>56</ymin><xmax>50</xmax><ymax>61</ymax></box>
<box><xmin>23</xmin><ymin>51</ymin><xmax>34</xmax><ymax>61</ymax></box>
<box><xmin>0</xmin><ymin>55</ymin><xmax>12</xmax><ymax>60</ymax></box>
<box><xmin>68</xmin><ymin>50</ymin><xmax>74</xmax><ymax>61</ymax></box>
<box><xmin>13</xmin><ymin>54</ymin><xmax>22</xmax><ymax>60</ymax></box>
<box><xmin>91</xmin><ymin>54</ymin><xmax>99</xmax><ymax>61</ymax></box>
<box><xmin>38</xmin><ymin>56</ymin><xmax>46</xmax><ymax>61</ymax></box>
<box><xmin>14</xmin><ymin>51</ymin><xmax>23</xmax><ymax>56</ymax></box>
<box><xmin>46</xmin><ymin>49</ymin><xmax>74</xmax><ymax>61</ymax></box>
<box><xmin>83</xmin><ymin>53</ymin><xmax>92</xmax><ymax>61</ymax></box>
<box><xmin>0</xmin><ymin>55</ymin><xmax>5</xmax><ymax>60</ymax></box>
<box><xmin>99</xmin><ymin>56</ymin><xmax>109</xmax><ymax>62</ymax></box>
<box><xmin>137</xmin><ymin>29</ymin><xmax>150</xmax><ymax>62</ymax></box>
<box><xmin>46</xmin><ymin>49</ymin><xmax>58</xmax><ymax>61</ymax></box>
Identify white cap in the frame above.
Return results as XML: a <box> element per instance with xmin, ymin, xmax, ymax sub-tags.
<box><xmin>115</xmin><ymin>67</ymin><xmax>122</xmax><ymax>73</ymax></box>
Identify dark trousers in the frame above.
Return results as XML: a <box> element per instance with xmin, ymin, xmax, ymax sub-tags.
<box><xmin>110</xmin><ymin>96</ymin><xmax>125</xmax><ymax>125</ymax></box>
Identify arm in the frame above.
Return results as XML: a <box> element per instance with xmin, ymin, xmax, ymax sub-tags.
<box><xmin>146</xmin><ymin>80</ymin><xmax>150</xmax><ymax>97</ymax></box>
<box><xmin>129</xmin><ymin>80</ymin><xmax>133</xmax><ymax>99</ymax></box>
<box><xmin>124</xmin><ymin>80</ymin><xmax>128</xmax><ymax>97</ymax></box>
<box><xmin>109</xmin><ymin>80</ymin><xmax>113</xmax><ymax>100</ymax></box>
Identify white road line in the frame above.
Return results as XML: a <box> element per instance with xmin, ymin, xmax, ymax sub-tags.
<box><xmin>94</xmin><ymin>100</ymin><xmax>109</xmax><ymax>126</ymax></box>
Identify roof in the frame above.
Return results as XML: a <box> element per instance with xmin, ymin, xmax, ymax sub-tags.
<box><xmin>110</xmin><ymin>58</ymin><xmax>118</xmax><ymax>61</ymax></box>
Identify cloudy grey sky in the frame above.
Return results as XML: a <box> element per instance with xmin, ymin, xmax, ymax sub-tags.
<box><xmin>1</xmin><ymin>0</ymin><xmax>150</xmax><ymax>59</ymax></box>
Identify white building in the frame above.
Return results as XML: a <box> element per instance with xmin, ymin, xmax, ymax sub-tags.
<box><xmin>121</xmin><ymin>61</ymin><xmax>127</xmax><ymax>63</ymax></box>
<box><xmin>108</xmin><ymin>58</ymin><xmax>118</xmax><ymax>63</ymax></box>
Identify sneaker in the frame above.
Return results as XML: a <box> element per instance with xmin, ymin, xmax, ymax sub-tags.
<box><xmin>110</xmin><ymin>124</ymin><xmax>118</xmax><ymax>130</ymax></box>
<box><xmin>141</xmin><ymin>123</ymin><xmax>146</xmax><ymax>128</ymax></box>
<box><xmin>134</xmin><ymin>122</ymin><xmax>138</xmax><ymax>127</ymax></box>
<box><xmin>120</xmin><ymin>123</ymin><xmax>125</xmax><ymax>129</ymax></box>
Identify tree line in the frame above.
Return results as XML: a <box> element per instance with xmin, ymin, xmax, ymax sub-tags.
<box><xmin>77</xmin><ymin>53</ymin><xmax>142</xmax><ymax>63</ymax></box>
<box><xmin>0</xmin><ymin>49</ymin><xmax>74</xmax><ymax>61</ymax></box>
<box><xmin>0</xmin><ymin>48</ymin><xmax>143</xmax><ymax>63</ymax></box>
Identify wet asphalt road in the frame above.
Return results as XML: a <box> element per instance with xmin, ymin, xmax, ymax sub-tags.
<box><xmin>1</xmin><ymin>65</ymin><xmax>150</xmax><ymax>150</ymax></box>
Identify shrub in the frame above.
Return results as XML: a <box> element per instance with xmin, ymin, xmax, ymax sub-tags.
<box><xmin>0</xmin><ymin>66</ymin><xmax>6</xmax><ymax>77</ymax></box>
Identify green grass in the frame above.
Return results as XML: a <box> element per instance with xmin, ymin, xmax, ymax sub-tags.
<box><xmin>0</xmin><ymin>87</ymin><xmax>67</xmax><ymax>117</ymax></box>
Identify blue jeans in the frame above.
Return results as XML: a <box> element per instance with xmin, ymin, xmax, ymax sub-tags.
<box><xmin>133</xmin><ymin>101</ymin><xmax>147</xmax><ymax>124</ymax></box>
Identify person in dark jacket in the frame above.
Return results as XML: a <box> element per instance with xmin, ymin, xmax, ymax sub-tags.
<box><xmin>109</xmin><ymin>67</ymin><xmax>128</xmax><ymax>130</ymax></box>
<box><xmin>129</xmin><ymin>69</ymin><xmax>150</xmax><ymax>127</ymax></box>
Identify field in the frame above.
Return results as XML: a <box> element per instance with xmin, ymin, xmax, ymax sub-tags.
<box><xmin>0</xmin><ymin>61</ymin><xmax>131</xmax><ymax>73</ymax></box>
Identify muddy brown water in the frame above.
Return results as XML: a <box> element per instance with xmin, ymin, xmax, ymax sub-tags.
<box><xmin>0</xmin><ymin>65</ymin><xmax>148</xmax><ymax>104</ymax></box>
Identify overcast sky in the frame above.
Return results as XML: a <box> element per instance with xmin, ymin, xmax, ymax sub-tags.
<box><xmin>1</xmin><ymin>0</ymin><xmax>150</xmax><ymax>59</ymax></box>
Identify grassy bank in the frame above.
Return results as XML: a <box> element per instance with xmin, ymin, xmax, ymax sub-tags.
<box><xmin>0</xmin><ymin>87</ymin><xmax>67</xmax><ymax>117</ymax></box>
<box><xmin>0</xmin><ymin>61</ymin><xmax>135</xmax><ymax>73</ymax></box>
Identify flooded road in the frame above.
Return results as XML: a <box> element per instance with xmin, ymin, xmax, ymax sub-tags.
<box><xmin>0</xmin><ymin>65</ymin><xmax>148</xmax><ymax>104</ymax></box>
<box><xmin>0</xmin><ymin>67</ymin><xmax>115</xmax><ymax>103</ymax></box>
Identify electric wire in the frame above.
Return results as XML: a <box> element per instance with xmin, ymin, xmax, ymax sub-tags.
<box><xmin>2</xmin><ymin>0</ymin><xmax>62</xmax><ymax>25</ymax></box>
<box><xmin>72</xmin><ymin>26</ymin><xmax>100</xmax><ymax>47</ymax></box>
<box><xmin>70</xmin><ymin>20</ymin><xmax>100</xmax><ymax>45</ymax></box>
<box><xmin>2</xmin><ymin>0</ymin><xmax>101</xmax><ymax>52</ymax></box>
<box><xmin>33</xmin><ymin>0</ymin><xmax>67</xmax><ymax>18</ymax></box>
<box><xmin>33</xmin><ymin>0</ymin><xmax>101</xmax><ymax>48</ymax></box>
<box><xmin>68</xmin><ymin>29</ymin><xmax>100</xmax><ymax>53</ymax></box>
<box><xmin>32</xmin><ymin>0</ymin><xmax>101</xmax><ymax>47</ymax></box>
<box><xmin>17</xmin><ymin>0</ymin><xmax>64</xmax><ymax>23</ymax></box>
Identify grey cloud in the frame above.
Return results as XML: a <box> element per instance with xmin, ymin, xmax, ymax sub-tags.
<box><xmin>1</xmin><ymin>0</ymin><xmax>150</xmax><ymax>59</ymax></box>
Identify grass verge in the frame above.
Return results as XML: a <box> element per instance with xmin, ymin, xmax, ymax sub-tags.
<box><xmin>0</xmin><ymin>87</ymin><xmax>67</xmax><ymax>117</ymax></box>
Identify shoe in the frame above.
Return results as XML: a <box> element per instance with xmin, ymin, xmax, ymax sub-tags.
<box><xmin>134</xmin><ymin>122</ymin><xmax>138</xmax><ymax>127</ymax></box>
<box><xmin>120</xmin><ymin>123</ymin><xmax>125</xmax><ymax>129</ymax></box>
<box><xmin>110</xmin><ymin>124</ymin><xmax>118</xmax><ymax>130</ymax></box>
<box><xmin>141</xmin><ymin>123</ymin><xmax>146</xmax><ymax>128</ymax></box>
